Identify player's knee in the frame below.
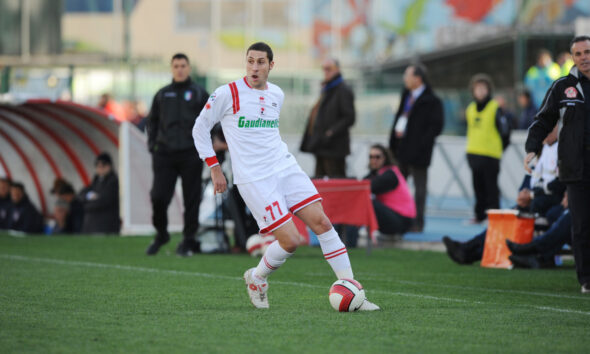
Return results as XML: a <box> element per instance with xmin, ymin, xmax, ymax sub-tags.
<box><xmin>311</xmin><ymin>215</ymin><xmax>332</xmax><ymax>234</ymax></box>
<box><xmin>278</xmin><ymin>235</ymin><xmax>299</xmax><ymax>253</ymax></box>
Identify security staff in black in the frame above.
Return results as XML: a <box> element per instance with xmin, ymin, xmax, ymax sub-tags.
<box><xmin>524</xmin><ymin>36</ymin><xmax>590</xmax><ymax>293</ymax></box>
<box><xmin>146</xmin><ymin>53</ymin><xmax>209</xmax><ymax>256</ymax></box>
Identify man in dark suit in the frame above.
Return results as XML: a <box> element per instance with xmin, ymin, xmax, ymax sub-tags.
<box><xmin>79</xmin><ymin>153</ymin><xmax>120</xmax><ymax>234</ymax></box>
<box><xmin>300</xmin><ymin>58</ymin><xmax>355</xmax><ymax>178</ymax></box>
<box><xmin>389</xmin><ymin>64</ymin><xmax>444</xmax><ymax>232</ymax></box>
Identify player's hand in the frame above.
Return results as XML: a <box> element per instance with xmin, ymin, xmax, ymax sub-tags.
<box><xmin>524</xmin><ymin>152</ymin><xmax>536</xmax><ymax>174</ymax></box>
<box><xmin>210</xmin><ymin>165</ymin><xmax>227</xmax><ymax>194</ymax></box>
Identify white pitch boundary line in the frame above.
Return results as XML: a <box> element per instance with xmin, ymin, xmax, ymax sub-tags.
<box><xmin>395</xmin><ymin>280</ymin><xmax>590</xmax><ymax>301</ymax></box>
<box><xmin>2</xmin><ymin>254</ymin><xmax>590</xmax><ymax>316</ymax></box>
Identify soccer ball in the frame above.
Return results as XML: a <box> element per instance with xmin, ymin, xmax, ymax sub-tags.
<box><xmin>329</xmin><ymin>278</ymin><xmax>366</xmax><ymax>312</ymax></box>
<box><xmin>245</xmin><ymin>234</ymin><xmax>275</xmax><ymax>257</ymax></box>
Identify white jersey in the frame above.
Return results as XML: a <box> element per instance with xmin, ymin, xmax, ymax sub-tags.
<box><xmin>192</xmin><ymin>77</ymin><xmax>297</xmax><ymax>184</ymax></box>
<box><xmin>531</xmin><ymin>142</ymin><xmax>558</xmax><ymax>192</ymax></box>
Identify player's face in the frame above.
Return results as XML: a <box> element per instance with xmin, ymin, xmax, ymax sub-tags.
<box><xmin>403</xmin><ymin>66</ymin><xmax>419</xmax><ymax>90</ymax></box>
<box><xmin>0</xmin><ymin>180</ymin><xmax>9</xmax><ymax>198</ymax></box>
<box><xmin>246</xmin><ymin>50</ymin><xmax>274</xmax><ymax>89</ymax></box>
<box><xmin>322</xmin><ymin>59</ymin><xmax>339</xmax><ymax>82</ymax></box>
<box><xmin>472</xmin><ymin>82</ymin><xmax>489</xmax><ymax>102</ymax></box>
<box><xmin>571</xmin><ymin>40</ymin><xmax>590</xmax><ymax>76</ymax></box>
<box><xmin>10</xmin><ymin>187</ymin><xmax>23</xmax><ymax>203</ymax></box>
<box><xmin>171</xmin><ymin>58</ymin><xmax>191</xmax><ymax>82</ymax></box>
<box><xmin>369</xmin><ymin>148</ymin><xmax>385</xmax><ymax>171</ymax></box>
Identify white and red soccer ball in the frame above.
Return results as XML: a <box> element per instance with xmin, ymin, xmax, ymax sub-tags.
<box><xmin>245</xmin><ymin>234</ymin><xmax>275</xmax><ymax>257</ymax></box>
<box><xmin>329</xmin><ymin>278</ymin><xmax>366</xmax><ymax>312</ymax></box>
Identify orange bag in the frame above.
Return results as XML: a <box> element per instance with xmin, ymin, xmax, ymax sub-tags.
<box><xmin>481</xmin><ymin>210</ymin><xmax>535</xmax><ymax>269</ymax></box>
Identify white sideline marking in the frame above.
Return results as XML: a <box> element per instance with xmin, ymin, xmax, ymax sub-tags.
<box><xmin>2</xmin><ymin>254</ymin><xmax>590</xmax><ymax>316</ymax></box>
<box><xmin>396</xmin><ymin>279</ymin><xmax>590</xmax><ymax>301</ymax></box>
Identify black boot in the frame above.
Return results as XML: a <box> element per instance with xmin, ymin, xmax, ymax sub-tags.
<box><xmin>442</xmin><ymin>236</ymin><xmax>469</xmax><ymax>265</ymax></box>
<box><xmin>176</xmin><ymin>238</ymin><xmax>201</xmax><ymax>257</ymax></box>
<box><xmin>506</xmin><ymin>239</ymin><xmax>536</xmax><ymax>255</ymax></box>
<box><xmin>146</xmin><ymin>232</ymin><xmax>171</xmax><ymax>255</ymax></box>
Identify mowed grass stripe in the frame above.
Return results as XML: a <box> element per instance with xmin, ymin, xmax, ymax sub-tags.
<box><xmin>3</xmin><ymin>253</ymin><xmax>590</xmax><ymax>317</ymax></box>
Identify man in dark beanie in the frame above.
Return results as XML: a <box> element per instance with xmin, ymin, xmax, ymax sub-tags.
<box><xmin>79</xmin><ymin>152</ymin><xmax>120</xmax><ymax>234</ymax></box>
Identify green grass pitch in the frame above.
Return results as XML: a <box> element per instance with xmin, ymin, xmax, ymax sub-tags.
<box><xmin>1</xmin><ymin>233</ymin><xmax>590</xmax><ymax>353</ymax></box>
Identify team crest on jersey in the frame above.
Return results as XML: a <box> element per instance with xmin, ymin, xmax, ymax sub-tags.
<box><xmin>184</xmin><ymin>91</ymin><xmax>192</xmax><ymax>101</ymax></box>
<box><xmin>565</xmin><ymin>86</ymin><xmax>578</xmax><ymax>98</ymax></box>
<box><xmin>209</xmin><ymin>93</ymin><xmax>216</xmax><ymax>102</ymax></box>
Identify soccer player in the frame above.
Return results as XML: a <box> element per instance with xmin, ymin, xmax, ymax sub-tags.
<box><xmin>192</xmin><ymin>42</ymin><xmax>380</xmax><ymax>310</ymax></box>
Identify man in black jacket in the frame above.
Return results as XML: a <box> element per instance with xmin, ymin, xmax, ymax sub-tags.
<box><xmin>389</xmin><ymin>64</ymin><xmax>444</xmax><ymax>232</ymax></box>
<box><xmin>0</xmin><ymin>177</ymin><xmax>11</xmax><ymax>229</ymax></box>
<box><xmin>80</xmin><ymin>153</ymin><xmax>120</xmax><ymax>234</ymax></box>
<box><xmin>300</xmin><ymin>58</ymin><xmax>355</xmax><ymax>177</ymax></box>
<box><xmin>146</xmin><ymin>53</ymin><xmax>209</xmax><ymax>256</ymax></box>
<box><xmin>524</xmin><ymin>35</ymin><xmax>590</xmax><ymax>293</ymax></box>
<box><xmin>7</xmin><ymin>182</ymin><xmax>44</xmax><ymax>233</ymax></box>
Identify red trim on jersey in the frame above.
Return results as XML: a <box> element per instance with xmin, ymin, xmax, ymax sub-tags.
<box><xmin>243</xmin><ymin>76</ymin><xmax>268</xmax><ymax>90</ymax></box>
<box><xmin>289</xmin><ymin>194</ymin><xmax>322</xmax><ymax>213</ymax></box>
<box><xmin>243</xmin><ymin>76</ymin><xmax>252</xmax><ymax>88</ymax></box>
<box><xmin>205</xmin><ymin>156</ymin><xmax>219</xmax><ymax>167</ymax></box>
<box><xmin>263</xmin><ymin>256</ymin><xmax>277</xmax><ymax>270</ymax></box>
<box><xmin>229</xmin><ymin>82</ymin><xmax>240</xmax><ymax>113</ymax></box>
<box><xmin>324</xmin><ymin>247</ymin><xmax>347</xmax><ymax>260</ymax></box>
<box><xmin>260</xmin><ymin>214</ymin><xmax>291</xmax><ymax>234</ymax></box>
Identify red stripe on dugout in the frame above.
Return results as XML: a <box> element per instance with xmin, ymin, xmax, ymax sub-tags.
<box><xmin>289</xmin><ymin>194</ymin><xmax>322</xmax><ymax>214</ymax></box>
<box><xmin>229</xmin><ymin>82</ymin><xmax>240</xmax><ymax>114</ymax></box>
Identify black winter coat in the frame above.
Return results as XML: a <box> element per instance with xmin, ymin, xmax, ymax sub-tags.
<box><xmin>389</xmin><ymin>86</ymin><xmax>444</xmax><ymax>167</ymax></box>
<box><xmin>146</xmin><ymin>77</ymin><xmax>209</xmax><ymax>153</ymax></box>
<box><xmin>80</xmin><ymin>171</ymin><xmax>120</xmax><ymax>234</ymax></box>
<box><xmin>526</xmin><ymin>66</ymin><xmax>589</xmax><ymax>182</ymax></box>
<box><xmin>7</xmin><ymin>195</ymin><xmax>44</xmax><ymax>233</ymax></box>
<box><xmin>300</xmin><ymin>75</ymin><xmax>355</xmax><ymax>158</ymax></box>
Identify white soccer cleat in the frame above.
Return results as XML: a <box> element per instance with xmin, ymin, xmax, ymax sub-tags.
<box><xmin>358</xmin><ymin>299</ymin><xmax>381</xmax><ymax>311</ymax></box>
<box><xmin>243</xmin><ymin>268</ymin><xmax>269</xmax><ymax>309</ymax></box>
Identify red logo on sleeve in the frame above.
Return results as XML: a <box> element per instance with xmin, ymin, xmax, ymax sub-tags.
<box><xmin>565</xmin><ymin>87</ymin><xmax>578</xmax><ymax>98</ymax></box>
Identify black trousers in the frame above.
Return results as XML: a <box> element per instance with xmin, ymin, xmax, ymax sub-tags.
<box><xmin>372</xmin><ymin>199</ymin><xmax>413</xmax><ymax>235</ymax></box>
<box><xmin>568</xmin><ymin>150</ymin><xmax>590</xmax><ymax>285</ymax></box>
<box><xmin>467</xmin><ymin>154</ymin><xmax>500</xmax><ymax>221</ymax></box>
<box><xmin>150</xmin><ymin>149</ymin><xmax>203</xmax><ymax>241</ymax></box>
<box><xmin>399</xmin><ymin>164</ymin><xmax>427</xmax><ymax>229</ymax></box>
<box><xmin>314</xmin><ymin>156</ymin><xmax>346</xmax><ymax>178</ymax></box>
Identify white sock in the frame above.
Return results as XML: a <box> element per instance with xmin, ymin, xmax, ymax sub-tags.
<box><xmin>253</xmin><ymin>240</ymin><xmax>293</xmax><ymax>282</ymax></box>
<box><xmin>317</xmin><ymin>227</ymin><xmax>353</xmax><ymax>279</ymax></box>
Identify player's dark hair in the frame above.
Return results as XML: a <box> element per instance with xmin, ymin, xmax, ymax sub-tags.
<box><xmin>409</xmin><ymin>63</ymin><xmax>429</xmax><ymax>86</ymax></box>
<box><xmin>570</xmin><ymin>35</ymin><xmax>590</xmax><ymax>52</ymax></box>
<box><xmin>247</xmin><ymin>42</ymin><xmax>273</xmax><ymax>62</ymax></box>
<box><xmin>171</xmin><ymin>53</ymin><xmax>190</xmax><ymax>64</ymax></box>
<box><xmin>369</xmin><ymin>144</ymin><xmax>395</xmax><ymax>167</ymax></box>
<box><xmin>469</xmin><ymin>73</ymin><xmax>494</xmax><ymax>95</ymax></box>
<box><xmin>11</xmin><ymin>181</ymin><xmax>24</xmax><ymax>191</ymax></box>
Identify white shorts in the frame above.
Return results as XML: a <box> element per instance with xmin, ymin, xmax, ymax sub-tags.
<box><xmin>237</xmin><ymin>164</ymin><xmax>322</xmax><ymax>234</ymax></box>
